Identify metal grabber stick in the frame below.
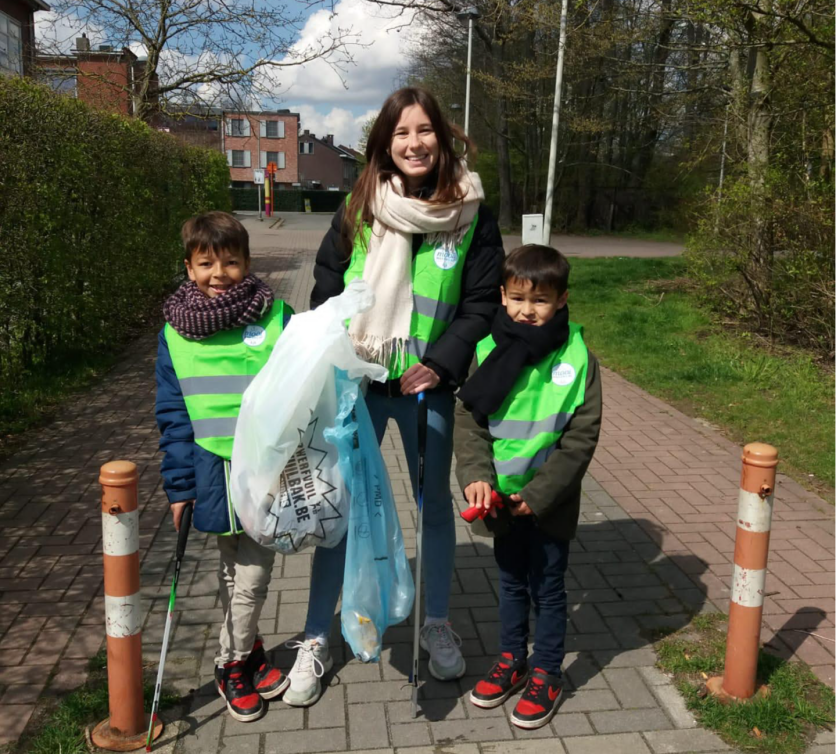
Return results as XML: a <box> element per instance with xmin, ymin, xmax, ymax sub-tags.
<box><xmin>410</xmin><ymin>391</ymin><xmax>428</xmax><ymax>718</ymax></box>
<box><xmin>146</xmin><ymin>503</ymin><xmax>193</xmax><ymax>752</ymax></box>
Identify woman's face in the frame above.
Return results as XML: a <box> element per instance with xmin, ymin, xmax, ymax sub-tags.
<box><xmin>390</xmin><ymin>104</ymin><xmax>440</xmax><ymax>192</ymax></box>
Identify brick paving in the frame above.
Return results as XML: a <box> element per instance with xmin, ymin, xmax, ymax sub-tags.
<box><xmin>0</xmin><ymin>216</ymin><xmax>832</xmax><ymax>752</ymax></box>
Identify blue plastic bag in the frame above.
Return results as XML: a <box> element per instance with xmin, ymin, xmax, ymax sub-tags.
<box><xmin>326</xmin><ymin>373</ymin><xmax>414</xmax><ymax>662</ymax></box>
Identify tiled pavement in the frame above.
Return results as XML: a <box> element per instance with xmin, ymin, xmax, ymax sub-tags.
<box><xmin>0</xmin><ymin>217</ymin><xmax>832</xmax><ymax>752</ymax></box>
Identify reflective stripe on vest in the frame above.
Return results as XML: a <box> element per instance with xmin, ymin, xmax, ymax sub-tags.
<box><xmin>164</xmin><ymin>300</ymin><xmax>289</xmax><ymax>460</ymax></box>
<box><xmin>344</xmin><ymin>215</ymin><xmax>479</xmax><ymax>379</ymax></box>
<box><xmin>475</xmin><ymin>322</ymin><xmax>588</xmax><ymax>495</ymax></box>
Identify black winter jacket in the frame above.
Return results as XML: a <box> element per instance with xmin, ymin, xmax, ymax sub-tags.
<box><xmin>310</xmin><ymin>202</ymin><xmax>505</xmax><ymax>387</ymax></box>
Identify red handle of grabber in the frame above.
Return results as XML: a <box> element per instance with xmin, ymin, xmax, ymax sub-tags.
<box><xmin>461</xmin><ymin>491</ymin><xmax>505</xmax><ymax>523</ymax></box>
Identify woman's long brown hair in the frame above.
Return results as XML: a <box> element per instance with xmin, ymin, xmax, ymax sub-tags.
<box><xmin>342</xmin><ymin>87</ymin><xmax>475</xmax><ymax>254</ymax></box>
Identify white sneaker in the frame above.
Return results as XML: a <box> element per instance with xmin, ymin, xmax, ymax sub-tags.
<box><xmin>283</xmin><ymin>638</ymin><xmax>333</xmax><ymax>707</ymax></box>
<box><xmin>419</xmin><ymin>622</ymin><xmax>466</xmax><ymax>681</ymax></box>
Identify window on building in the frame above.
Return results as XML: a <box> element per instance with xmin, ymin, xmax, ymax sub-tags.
<box><xmin>260</xmin><ymin>151</ymin><xmax>286</xmax><ymax>169</ymax></box>
<box><xmin>228</xmin><ymin>118</ymin><xmax>246</xmax><ymax>136</ymax></box>
<box><xmin>266</xmin><ymin>120</ymin><xmax>285</xmax><ymax>138</ymax></box>
<box><xmin>300</xmin><ymin>141</ymin><xmax>314</xmax><ymax>154</ymax></box>
<box><xmin>0</xmin><ymin>12</ymin><xmax>23</xmax><ymax>77</ymax></box>
<box><xmin>227</xmin><ymin>150</ymin><xmax>250</xmax><ymax>168</ymax></box>
<box><xmin>42</xmin><ymin>69</ymin><xmax>78</xmax><ymax>96</ymax></box>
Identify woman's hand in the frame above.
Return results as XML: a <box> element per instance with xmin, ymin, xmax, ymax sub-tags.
<box><xmin>170</xmin><ymin>501</ymin><xmax>193</xmax><ymax>531</ymax></box>
<box><xmin>400</xmin><ymin>363</ymin><xmax>440</xmax><ymax>395</ymax></box>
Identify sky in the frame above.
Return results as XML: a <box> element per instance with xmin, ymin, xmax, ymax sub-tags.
<box><xmin>35</xmin><ymin>0</ymin><xmax>421</xmax><ymax>148</ymax></box>
<box><xmin>267</xmin><ymin>0</ymin><xmax>418</xmax><ymax>147</ymax></box>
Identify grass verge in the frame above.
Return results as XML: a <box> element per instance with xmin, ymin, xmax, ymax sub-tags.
<box><xmin>569</xmin><ymin>257</ymin><xmax>835</xmax><ymax>496</ymax></box>
<box><xmin>10</xmin><ymin>651</ymin><xmax>179</xmax><ymax>754</ymax></box>
<box><xmin>655</xmin><ymin>613</ymin><xmax>834</xmax><ymax>754</ymax></box>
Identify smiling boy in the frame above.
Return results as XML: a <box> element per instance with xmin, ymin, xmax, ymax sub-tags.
<box><xmin>454</xmin><ymin>244</ymin><xmax>602</xmax><ymax>730</ymax></box>
<box><xmin>156</xmin><ymin>212</ymin><xmax>293</xmax><ymax>723</ymax></box>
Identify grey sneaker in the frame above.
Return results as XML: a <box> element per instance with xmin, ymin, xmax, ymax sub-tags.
<box><xmin>283</xmin><ymin>638</ymin><xmax>333</xmax><ymax>707</ymax></box>
<box><xmin>419</xmin><ymin>622</ymin><xmax>466</xmax><ymax>681</ymax></box>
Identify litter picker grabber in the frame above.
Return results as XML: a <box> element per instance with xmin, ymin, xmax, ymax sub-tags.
<box><xmin>410</xmin><ymin>391</ymin><xmax>428</xmax><ymax>719</ymax></box>
<box><xmin>146</xmin><ymin>502</ymin><xmax>193</xmax><ymax>752</ymax></box>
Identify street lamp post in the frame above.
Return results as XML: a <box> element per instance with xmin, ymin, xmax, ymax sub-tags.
<box><xmin>456</xmin><ymin>7</ymin><xmax>480</xmax><ymax>137</ymax></box>
<box><xmin>542</xmin><ymin>0</ymin><xmax>568</xmax><ymax>245</ymax></box>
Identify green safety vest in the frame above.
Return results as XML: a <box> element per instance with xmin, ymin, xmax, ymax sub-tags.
<box><xmin>164</xmin><ymin>300</ymin><xmax>291</xmax><ymax>461</ymax></box>
<box><xmin>476</xmin><ymin>322</ymin><xmax>589</xmax><ymax>495</ymax></box>
<box><xmin>344</xmin><ymin>215</ymin><xmax>479</xmax><ymax>379</ymax></box>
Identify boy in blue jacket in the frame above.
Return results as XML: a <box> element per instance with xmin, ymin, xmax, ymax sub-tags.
<box><xmin>156</xmin><ymin>211</ymin><xmax>293</xmax><ymax>722</ymax></box>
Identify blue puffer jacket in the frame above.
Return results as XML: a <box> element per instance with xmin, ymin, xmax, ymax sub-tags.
<box><xmin>155</xmin><ymin>309</ymin><xmax>291</xmax><ymax>534</ymax></box>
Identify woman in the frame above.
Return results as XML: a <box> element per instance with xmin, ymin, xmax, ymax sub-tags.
<box><xmin>283</xmin><ymin>87</ymin><xmax>504</xmax><ymax>707</ymax></box>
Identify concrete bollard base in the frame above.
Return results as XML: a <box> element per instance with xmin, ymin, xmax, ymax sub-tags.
<box><xmin>91</xmin><ymin>714</ymin><xmax>163</xmax><ymax>751</ymax></box>
<box><xmin>705</xmin><ymin>675</ymin><xmax>770</xmax><ymax>703</ymax></box>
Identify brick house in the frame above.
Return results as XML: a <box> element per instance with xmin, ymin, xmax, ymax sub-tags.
<box><xmin>298</xmin><ymin>130</ymin><xmax>360</xmax><ymax>191</ymax></box>
<box><xmin>223</xmin><ymin>110</ymin><xmax>299</xmax><ymax>188</ymax></box>
<box><xmin>0</xmin><ymin>0</ymin><xmax>50</xmax><ymax>78</ymax></box>
<box><xmin>154</xmin><ymin>107</ymin><xmax>223</xmax><ymax>151</ymax></box>
<box><xmin>36</xmin><ymin>35</ymin><xmax>158</xmax><ymax>116</ymax></box>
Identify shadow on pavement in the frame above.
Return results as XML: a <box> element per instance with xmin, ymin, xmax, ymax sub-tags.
<box><xmin>179</xmin><ymin>516</ymin><xmax>709</xmax><ymax>731</ymax></box>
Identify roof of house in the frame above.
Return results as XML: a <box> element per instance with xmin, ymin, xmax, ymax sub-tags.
<box><xmin>300</xmin><ymin>132</ymin><xmax>359</xmax><ymax>161</ymax></box>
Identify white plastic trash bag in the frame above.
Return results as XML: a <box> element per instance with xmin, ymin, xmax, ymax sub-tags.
<box><xmin>230</xmin><ymin>280</ymin><xmax>388</xmax><ymax>554</ymax></box>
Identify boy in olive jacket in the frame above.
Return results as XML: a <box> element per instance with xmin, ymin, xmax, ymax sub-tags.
<box><xmin>454</xmin><ymin>244</ymin><xmax>602</xmax><ymax>730</ymax></box>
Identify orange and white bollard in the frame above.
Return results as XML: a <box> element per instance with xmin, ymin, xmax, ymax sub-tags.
<box><xmin>707</xmin><ymin>442</ymin><xmax>778</xmax><ymax>701</ymax></box>
<box><xmin>92</xmin><ymin>461</ymin><xmax>162</xmax><ymax>750</ymax></box>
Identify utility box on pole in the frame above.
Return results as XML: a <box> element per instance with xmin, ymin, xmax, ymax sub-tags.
<box><xmin>253</xmin><ymin>169</ymin><xmax>265</xmax><ymax>221</ymax></box>
<box><xmin>522</xmin><ymin>214</ymin><xmax>544</xmax><ymax>246</ymax></box>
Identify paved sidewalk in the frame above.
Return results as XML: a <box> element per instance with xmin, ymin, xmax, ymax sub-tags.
<box><xmin>240</xmin><ymin>212</ymin><xmax>684</xmax><ymax>258</ymax></box>
<box><xmin>0</xmin><ymin>229</ymin><xmax>831</xmax><ymax>753</ymax></box>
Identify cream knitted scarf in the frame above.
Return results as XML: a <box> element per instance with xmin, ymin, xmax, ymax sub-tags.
<box><xmin>349</xmin><ymin>169</ymin><xmax>485</xmax><ymax>369</ymax></box>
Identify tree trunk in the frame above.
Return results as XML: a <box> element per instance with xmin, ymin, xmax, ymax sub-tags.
<box><xmin>494</xmin><ymin>41</ymin><xmax>514</xmax><ymax>228</ymax></box>
<box><xmin>629</xmin><ymin>0</ymin><xmax>674</xmax><ymax>189</ymax></box>
<box><xmin>746</xmin><ymin>1</ymin><xmax>775</xmax><ymax>317</ymax></box>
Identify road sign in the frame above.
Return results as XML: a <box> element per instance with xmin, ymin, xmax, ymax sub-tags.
<box><xmin>253</xmin><ymin>169</ymin><xmax>265</xmax><ymax>185</ymax></box>
<box><xmin>266</xmin><ymin>162</ymin><xmax>278</xmax><ymax>176</ymax></box>
<box><xmin>522</xmin><ymin>214</ymin><xmax>544</xmax><ymax>245</ymax></box>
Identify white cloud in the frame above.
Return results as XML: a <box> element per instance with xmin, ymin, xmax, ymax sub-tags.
<box><xmin>265</xmin><ymin>0</ymin><xmax>414</xmax><ymax>106</ymax></box>
<box><xmin>295</xmin><ymin>105</ymin><xmax>378</xmax><ymax>148</ymax></box>
<box><xmin>34</xmin><ymin>11</ymin><xmax>105</xmax><ymax>54</ymax></box>
<box><xmin>257</xmin><ymin>0</ymin><xmax>419</xmax><ymax>121</ymax></box>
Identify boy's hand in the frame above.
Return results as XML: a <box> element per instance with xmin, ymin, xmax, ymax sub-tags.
<box><xmin>171</xmin><ymin>501</ymin><xmax>193</xmax><ymax>531</ymax></box>
<box><xmin>509</xmin><ymin>494</ymin><xmax>533</xmax><ymax>516</ymax></box>
<box><xmin>400</xmin><ymin>364</ymin><xmax>440</xmax><ymax>395</ymax></box>
<box><xmin>464</xmin><ymin>481</ymin><xmax>497</xmax><ymax>517</ymax></box>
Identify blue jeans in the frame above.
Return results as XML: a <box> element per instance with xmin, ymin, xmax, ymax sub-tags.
<box><xmin>303</xmin><ymin>388</ymin><xmax>457</xmax><ymax>639</ymax></box>
<box><xmin>494</xmin><ymin>517</ymin><xmax>570</xmax><ymax>676</ymax></box>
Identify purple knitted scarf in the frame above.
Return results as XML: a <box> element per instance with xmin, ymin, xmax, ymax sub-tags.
<box><xmin>163</xmin><ymin>274</ymin><xmax>275</xmax><ymax>340</ymax></box>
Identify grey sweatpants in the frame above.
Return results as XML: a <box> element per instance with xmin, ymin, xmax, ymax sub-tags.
<box><xmin>215</xmin><ymin>532</ymin><xmax>276</xmax><ymax>666</ymax></box>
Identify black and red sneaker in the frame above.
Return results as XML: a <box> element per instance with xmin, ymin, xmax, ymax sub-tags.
<box><xmin>469</xmin><ymin>652</ymin><xmax>528</xmax><ymax>709</ymax></box>
<box><xmin>510</xmin><ymin>668</ymin><xmax>563</xmax><ymax>729</ymax></box>
<box><xmin>217</xmin><ymin>660</ymin><xmax>265</xmax><ymax>722</ymax></box>
<box><xmin>246</xmin><ymin>639</ymin><xmax>290</xmax><ymax>700</ymax></box>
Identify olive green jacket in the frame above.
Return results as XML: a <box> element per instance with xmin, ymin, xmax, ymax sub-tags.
<box><xmin>453</xmin><ymin>350</ymin><xmax>602</xmax><ymax>541</ymax></box>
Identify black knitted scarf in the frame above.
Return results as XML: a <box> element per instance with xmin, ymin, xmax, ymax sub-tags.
<box><xmin>458</xmin><ymin>306</ymin><xmax>570</xmax><ymax>427</ymax></box>
<box><xmin>163</xmin><ymin>274</ymin><xmax>274</xmax><ymax>340</ymax></box>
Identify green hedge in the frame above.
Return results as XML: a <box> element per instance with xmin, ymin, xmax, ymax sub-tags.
<box><xmin>0</xmin><ymin>77</ymin><xmax>231</xmax><ymax>384</ymax></box>
<box><xmin>231</xmin><ymin>188</ymin><xmax>347</xmax><ymax>214</ymax></box>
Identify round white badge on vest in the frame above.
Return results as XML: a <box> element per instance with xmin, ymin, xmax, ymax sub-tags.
<box><xmin>551</xmin><ymin>363</ymin><xmax>576</xmax><ymax>386</ymax></box>
<box><xmin>434</xmin><ymin>245</ymin><xmax>459</xmax><ymax>270</ymax></box>
<box><xmin>243</xmin><ymin>325</ymin><xmax>266</xmax><ymax>347</ymax></box>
